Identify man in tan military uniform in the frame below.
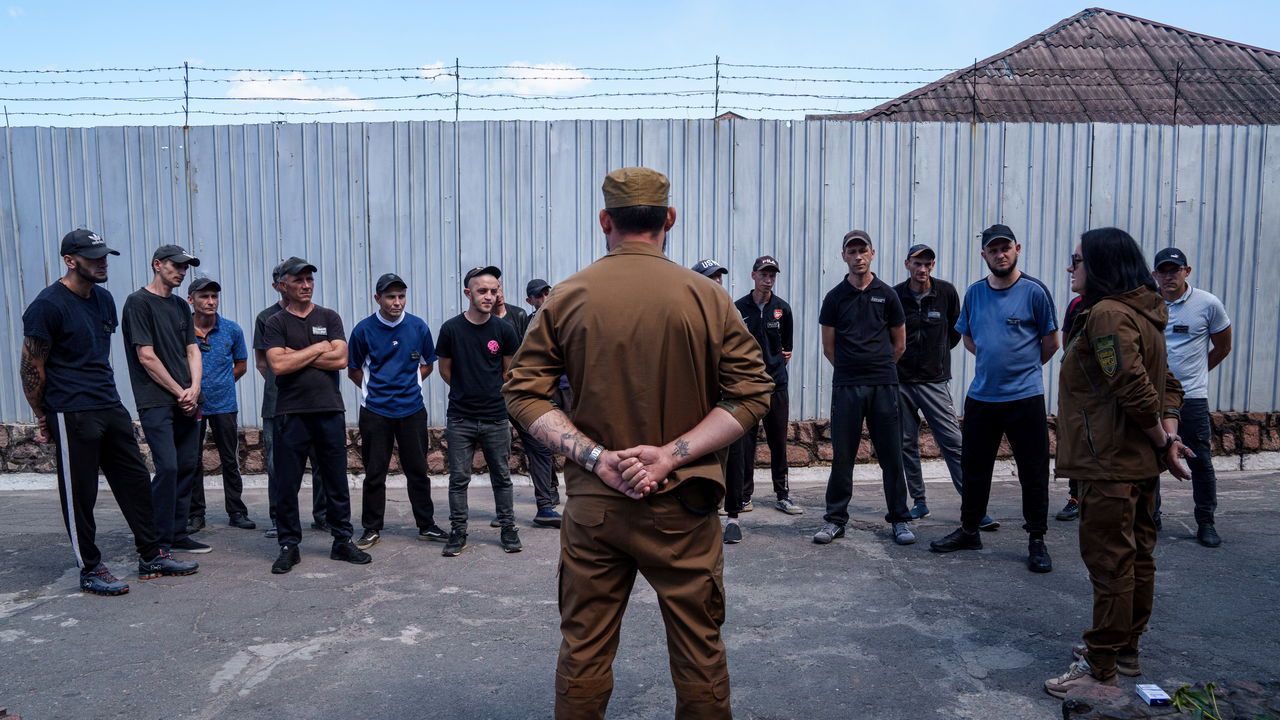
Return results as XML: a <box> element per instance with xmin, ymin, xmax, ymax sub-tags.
<box><xmin>505</xmin><ymin>167</ymin><xmax>773</xmax><ymax>719</ymax></box>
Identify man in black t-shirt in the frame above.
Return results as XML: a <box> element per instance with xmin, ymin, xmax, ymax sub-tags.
<box><xmin>122</xmin><ymin>244</ymin><xmax>208</xmax><ymax>555</ymax></box>
<box><xmin>262</xmin><ymin>258</ymin><xmax>370</xmax><ymax>574</ymax></box>
<box><xmin>435</xmin><ymin>265</ymin><xmax>522</xmax><ymax>557</ymax></box>
<box><xmin>814</xmin><ymin>230</ymin><xmax>915</xmax><ymax>547</ymax></box>
<box><xmin>20</xmin><ymin>229</ymin><xmax>197</xmax><ymax>595</ymax></box>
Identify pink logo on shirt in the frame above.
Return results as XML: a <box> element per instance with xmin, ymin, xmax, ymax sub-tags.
<box><xmin>487</xmin><ymin>340</ymin><xmax>500</xmax><ymax>355</ymax></box>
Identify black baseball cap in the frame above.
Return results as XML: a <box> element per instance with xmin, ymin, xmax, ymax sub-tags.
<box><xmin>60</xmin><ymin>229</ymin><xmax>119</xmax><ymax>259</ymax></box>
<box><xmin>375</xmin><ymin>273</ymin><xmax>407</xmax><ymax>293</ymax></box>
<box><xmin>980</xmin><ymin>224</ymin><xmax>1017</xmax><ymax>247</ymax></box>
<box><xmin>526</xmin><ymin>278</ymin><xmax>551</xmax><ymax>297</ymax></box>
<box><xmin>907</xmin><ymin>243</ymin><xmax>936</xmax><ymax>260</ymax></box>
<box><xmin>1153</xmin><ymin>247</ymin><xmax>1189</xmax><ymax>270</ymax></box>
<box><xmin>692</xmin><ymin>259</ymin><xmax>727</xmax><ymax>277</ymax></box>
<box><xmin>152</xmin><ymin>244</ymin><xmax>201</xmax><ymax>266</ymax></box>
<box><xmin>277</xmin><ymin>256</ymin><xmax>317</xmax><ymax>278</ymax></box>
<box><xmin>463</xmin><ymin>265</ymin><xmax>502</xmax><ymax>286</ymax></box>
<box><xmin>188</xmin><ymin>277</ymin><xmax>221</xmax><ymax>294</ymax></box>
<box><xmin>842</xmin><ymin>229</ymin><xmax>872</xmax><ymax>248</ymax></box>
<box><xmin>752</xmin><ymin>255</ymin><xmax>780</xmax><ymax>272</ymax></box>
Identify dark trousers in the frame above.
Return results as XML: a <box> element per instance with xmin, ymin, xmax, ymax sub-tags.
<box><xmin>190</xmin><ymin>412</ymin><xmax>248</xmax><ymax>520</ymax></box>
<box><xmin>445</xmin><ymin>417</ymin><xmax>513</xmax><ymax>532</ymax></box>
<box><xmin>272</xmin><ymin>411</ymin><xmax>353</xmax><ymax>546</ymax></box>
<box><xmin>823</xmin><ymin>384</ymin><xmax>912</xmax><ymax>525</ymax></box>
<box><xmin>1078</xmin><ymin>477</ymin><xmax>1158</xmax><ymax>681</ymax></box>
<box><xmin>139</xmin><ymin>405</ymin><xmax>200</xmax><ymax>548</ymax></box>
<box><xmin>1154</xmin><ymin>398</ymin><xmax>1217</xmax><ymax>525</ymax></box>
<box><xmin>516</xmin><ymin>422</ymin><xmax>560</xmax><ymax>509</ymax></box>
<box><xmin>958</xmin><ymin>395</ymin><xmax>1050</xmax><ymax>535</ymax></box>
<box><xmin>359</xmin><ymin>407</ymin><xmax>436</xmax><ymax>532</ymax></box>
<box><xmin>723</xmin><ymin>436</ymin><xmax>747</xmax><ymax>520</ymax></box>
<box><xmin>738</xmin><ymin>387</ymin><xmax>790</xmax><ymax>502</ymax></box>
<box><xmin>47</xmin><ymin>406</ymin><xmax>161</xmax><ymax>569</ymax></box>
<box><xmin>264</xmin><ymin>416</ymin><xmax>329</xmax><ymax>526</ymax></box>
<box><xmin>556</xmin><ymin>492</ymin><xmax>730</xmax><ymax>719</ymax></box>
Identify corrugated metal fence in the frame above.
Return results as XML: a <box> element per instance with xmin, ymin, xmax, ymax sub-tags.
<box><xmin>2</xmin><ymin>120</ymin><xmax>1276</xmax><ymax>426</ymax></box>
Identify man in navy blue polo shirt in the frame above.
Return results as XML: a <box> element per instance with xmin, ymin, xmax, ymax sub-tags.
<box><xmin>187</xmin><ymin>276</ymin><xmax>255</xmax><ymax>531</ymax></box>
<box><xmin>930</xmin><ymin>224</ymin><xmax>1060</xmax><ymax>574</ymax></box>
<box><xmin>814</xmin><ymin>230</ymin><xmax>916</xmax><ymax>547</ymax></box>
<box><xmin>348</xmin><ymin>273</ymin><xmax>447</xmax><ymax>550</ymax></box>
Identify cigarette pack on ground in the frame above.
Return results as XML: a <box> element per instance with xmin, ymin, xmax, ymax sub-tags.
<box><xmin>1136</xmin><ymin>684</ymin><xmax>1172</xmax><ymax>706</ymax></box>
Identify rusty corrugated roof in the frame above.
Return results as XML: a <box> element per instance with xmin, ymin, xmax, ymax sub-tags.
<box><xmin>814</xmin><ymin>8</ymin><xmax>1280</xmax><ymax>124</ymax></box>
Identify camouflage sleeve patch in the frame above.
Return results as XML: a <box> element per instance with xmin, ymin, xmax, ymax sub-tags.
<box><xmin>1094</xmin><ymin>334</ymin><xmax>1119</xmax><ymax>377</ymax></box>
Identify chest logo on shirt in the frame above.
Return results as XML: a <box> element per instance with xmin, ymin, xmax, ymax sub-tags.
<box><xmin>311</xmin><ymin>326</ymin><xmax>328</xmax><ymax>336</ymax></box>
<box><xmin>392</xmin><ymin>339</ymin><xmax>400</xmax><ymax>347</ymax></box>
<box><xmin>487</xmin><ymin>340</ymin><xmax>500</xmax><ymax>355</ymax></box>
<box><xmin>870</xmin><ymin>297</ymin><xmax>885</xmax><ymax>304</ymax></box>
<box><xmin>927</xmin><ymin>310</ymin><xmax>942</xmax><ymax>320</ymax></box>
<box><xmin>1172</xmin><ymin>324</ymin><xmax>1189</xmax><ymax>334</ymax></box>
<box><xmin>773</xmin><ymin>308</ymin><xmax>784</xmax><ymax>320</ymax></box>
<box><xmin>1006</xmin><ymin>317</ymin><xmax>1024</xmax><ymax>327</ymax></box>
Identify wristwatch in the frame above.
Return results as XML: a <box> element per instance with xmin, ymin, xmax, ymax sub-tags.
<box><xmin>1157</xmin><ymin>435</ymin><xmax>1175</xmax><ymax>453</ymax></box>
<box><xmin>583</xmin><ymin>444</ymin><xmax>604</xmax><ymax>473</ymax></box>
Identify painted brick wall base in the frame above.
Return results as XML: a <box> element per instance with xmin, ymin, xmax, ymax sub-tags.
<box><xmin>2</xmin><ymin>413</ymin><xmax>1278</xmax><ymax>475</ymax></box>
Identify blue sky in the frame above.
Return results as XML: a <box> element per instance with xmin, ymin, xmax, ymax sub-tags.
<box><xmin>1</xmin><ymin>0</ymin><xmax>1277</xmax><ymax>125</ymax></box>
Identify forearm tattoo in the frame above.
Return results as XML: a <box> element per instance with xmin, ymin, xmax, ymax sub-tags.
<box><xmin>20</xmin><ymin>337</ymin><xmax>49</xmax><ymax>402</ymax></box>
<box><xmin>529</xmin><ymin>410</ymin><xmax>598</xmax><ymax>469</ymax></box>
<box><xmin>672</xmin><ymin>438</ymin><xmax>691</xmax><ymax>458</ymax></box>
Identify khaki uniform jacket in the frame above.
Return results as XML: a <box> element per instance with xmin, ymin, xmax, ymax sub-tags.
<box><xmin>504</xmin><ymin>241</ymin><xmax>774</xmax><ymax>500</ymax></box>
<box><xmin>1056</xmin><ymin>286</ymin><xmax>1184</xmax><ymax>481</ymax></box>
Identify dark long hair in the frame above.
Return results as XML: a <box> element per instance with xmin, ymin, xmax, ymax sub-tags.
<box><xmin>1080</xmin><ymin>227</ymin><xmax>1158</xmax><ymax>307</ymax></box>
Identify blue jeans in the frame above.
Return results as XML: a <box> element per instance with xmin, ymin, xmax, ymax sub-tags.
<box><xmin>446</xmin><ymin>417</ymin><xmax>513</xmax><ymax>532</ymax></box>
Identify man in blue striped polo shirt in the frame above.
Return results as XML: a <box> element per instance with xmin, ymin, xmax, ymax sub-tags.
<box><xmin>348</xmin><ymin>273</ymin><xmax>446</xmax><ymax>550</ymax></box>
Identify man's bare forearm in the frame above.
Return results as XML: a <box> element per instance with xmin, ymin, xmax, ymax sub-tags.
<box><xmin>137</xmin><ymin>348</ymin><xmax>185</xmax><ymax>396</ymax></box>
<box><xmin>662</xmin><ymin>408</ymin><xmax>744</xmax><ymax>471</ymax></box>
<box><xmin>527</xmin><ymin>409</ymin><xmax>601</xmax><ymax>468</ymax></box>
<box><xmin>20</xmin><ymin>337</ymin><xmax>49</xmax><ymax>417</ymax></box>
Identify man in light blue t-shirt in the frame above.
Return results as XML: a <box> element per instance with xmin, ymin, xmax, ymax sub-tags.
<box><xmin>931</xmin><ymin>224</ymin><xmax>1060</xmax><ymax>575</ymax></box>
<box><xmin>347</xmin><ymin>273</ymin><xmax>446</xmax><ymax>550</ymax></box>
<box><xmin>1152</xmin><ymin>248</ymin><xmax>1232</xmax><ymax>547</ymax></box>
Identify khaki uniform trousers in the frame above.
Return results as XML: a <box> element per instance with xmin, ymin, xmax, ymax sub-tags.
<box><xmin>556</xmin><ymin>491</ymin><xmax>731</xmax><ymax>719</ymax></box>
<box><xmin>1077</xmin><ymin>477</ymin><xmax>1158</xmax><ymax>681</ymax></box>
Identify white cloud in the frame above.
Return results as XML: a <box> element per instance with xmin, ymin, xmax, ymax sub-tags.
<box><xmin>225</xmin><ymin>72</ymin><xmax>376</xmax><ymax>110</ymax></box>
<box><xmin>419</xmin><ymin>62</ymin><xmax>448</xmax><ymax>81</ymax></box>
<box><xmin>465</xmin><ymin>62</ymin><xmax>591</xmax><ymax>96</ymax></box>
<box><xmin>7</xmin><ymin>6</ymin><xmax>24</xmax><ymax>17</ymax></box>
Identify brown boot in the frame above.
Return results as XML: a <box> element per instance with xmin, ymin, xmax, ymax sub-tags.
<box><xmin>1072</xmin><ymin>643</ymin><xmax>1141</xmax><ymax>676</ymax></box>
<box><xmin>1044</xmin><ymin>659</ymin><xmax>1117</xmax><ymax>699</ymax></box>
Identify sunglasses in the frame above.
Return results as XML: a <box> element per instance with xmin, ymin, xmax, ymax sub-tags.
<box><xmin>1068</xmin><ymin>254</ymin><xmax>1083</xmax><ymax>269</ymax></box>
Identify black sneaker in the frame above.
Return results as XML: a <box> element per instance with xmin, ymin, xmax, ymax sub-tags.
<box><xmin>723</xmin><ymin>520</ymin><xmax>743</xmax><ymax>544</ymax></box>
<box><xmin>138</xmin><ymin>549</ymin><xmax>199</xmax><ymax>579</ymax></box>
<box><xmin>929</xmin><ymin>528</ymin><xmax>982</xmax><ymax>553</ymax></box>
<box><xmin>170</xmin><ymin>537</ymin><xmax>212</xmax><ymax>554</ymax></box>
<box><xmin>1028</xmin><ymin>537</ymin><xmax>1053</xmax><ymax>573</ymax></box>
<box><xmin>80</xmin><ymin>564</ymin><xmax>129</xmax><ymax>596</ymax></box>
<box><xmin>442</xmin><ymin>530</ymin><xmax>467</xmax><ymax>557</ymax></box>
<box><xmin>228</xmin><ymin>514</ymin><xmax>257</xmax><ymax>530</ymax></box>
<box><xmin>978</xmin><ymin>515</ymin><xmax>1001</xmax><ymax>531</ymax></box>
<box><xmin>185</xmin><ymin>516</ymin><xmax>206</xmax><ymax>534</ymax></box>
<box><xmin>355</xmin><ymin>530</ymin><xmax>380</xmax><ymax>550</ymax></box>
<box><xmin>1055</xmin><ymin>498</ymin><xmax>1080</xmax><ymax>521</ymax></box>
<box><xmin>331</xmin><ymin>540</ymin><xmax>373</xmax><ymax>565</ymax></box>
<box><xmin>1197</xmin><ymin>523</ymin><xmax>1221</xmax><ymax>548</ymax></box>
<box><xmin>271</xmin><ymin>544</ymin><xmax>300</xmax><ymax>574</ymax></box>
<box><xmin>533</xmin><ymin>507</ymin><xmax>563</xmax><ymax>528</ymax></box>
<box><xmin>418</xmin><ymin>524</ymin><xmax>448</xmax><ymax>542</ymax></box>
<box><xmin>500</xmin><ymin>526</ymin><xmax>523</xmax><ymax>553</ymax></box>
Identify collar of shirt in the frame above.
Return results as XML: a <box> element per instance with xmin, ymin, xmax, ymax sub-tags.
<box><xmin>606</xmin><ymin>240</ymin><xmax>668</xmax><ymax>260</ymax></box>
<box><xmin>1167</xmin><ymin>283</ymin><xmax>1195</xmax><ymax>306</ymax></box>
<box><xmin>843</xmin><ymin>273</ymin><xmax>884</xmax><ymax>293</ymax></box>
<box><xmin>375</xmin><ymin>311</ymin><xmax>405</xmax><ymax>328</ymax></box>
<box><xmin>194</xmin><ymin>314</ymin><xmax>220</xmax><ymax>340</ymax></box>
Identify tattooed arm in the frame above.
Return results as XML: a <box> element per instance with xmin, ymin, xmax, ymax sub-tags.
<box><xmin>616</xmin><ymin>407</ymin><xmax>747</xmax><ymax>489</ymax></box>
<box><xmin>525</xmin><ymin>409</ymin><xmax>649</xmax><ymax>498</ymax></box>
<box><xmin>20</xmin><ymin>336</ymin><xmax>51</xmax><ymax>442</ymax></box>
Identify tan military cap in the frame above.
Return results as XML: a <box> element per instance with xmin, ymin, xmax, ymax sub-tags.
<box><xmin>602</xmin><ymin>167</ymin><xmax>670</xmax><ymax>209</ymax></box>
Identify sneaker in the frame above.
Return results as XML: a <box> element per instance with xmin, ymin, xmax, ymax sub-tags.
<box><xmin>138</xmin><ymin>549</ymin><xmax>199</xmax><ymax>579</ymax></box>
<box><xmin>1044</xmin><ymin>658</ymin><xmax>1116</xmax><ymax>699</ymax></box>
<box><xmin>170</xmin><ymin>537</ymin><xmax>213</xmax><ymax>554</ymax></box>
<box><xmin>311</xmin><ymin>519</ymin><xmax>330</xmax><ymax>532</ymax></box>
<box><xmin>442</xmin><ymin>530</ymin><xmax>467</xmax><ymax>557</ymax></box>
<box><xmin>533</xmin><ymin>507</ymin><xmax>563</xmax><ymax>528</ymax></box>
<box><xmin>812</xmin><ymin>522</ymin><xmax>845</xmax><ymax>545</ymax></box>
<box><xmin>500</xmin><ymin>526</ymin><xmax>523</xmax><ymax>553</ymax></box>
<box><xmin>1028</xmin><ymin>537</ymin><xmax>1053</xmax><ymax>573</ymax></box>
<box><xmin>355</xmin><ymin>530</ymin><xmax>381</xmax><ymax>550</ymax></box>
<box><xmin>909</xmin><ymin>500</ymin><xmax>930</xmax><ymax>520</ymax></box>
<box><xmin>723</xmin><ymin>520</ymin><xmax>743</xmax><ymax>544</ymax></box>
<box><xmin>978</xmin><ymin>515</ymin><xmax>1000</xmax><ymax>531</ymax></box>
<box><xmin>185</xmin><ymin>515</ymin><xmax>206</xmax><ymax>534</ymax></box>
<box><xmin>265</xmin><ymin>525</ymin><xmax>279</xmax><ymax>539</ymax></box>
<box><xmin>1197</xmin><ymin>523</ymin><xmax>1221</xmax><ymax>548</ymax></box>
<box><xmin>331</xmin><ymin>540</ymin><xmax>373</xmax><ymax>565</ymax></box>
<box><xmin>1072</xmin><ymin>643</ymin><xmax>1142</xmax><ymax>677</ymax></box>
<box><xmin>775</xmin><ymin>498</ymin><xmax>804</xmax><ymax>515</ymax></box>
<box><xmin>489</xmin><ymin>518</ymin><xmax>502</xmax><ymax>528</ymax></box>
<box><xmin>929</xmin><ymin>528</ymin><xmax>982</xmax><ymax>553</ymax></box>
<box><xmin>892</xmin><ymin>522</ymin><xmax>916</xmax><ymax>545</ymax></box>
<box><xmin>271</xmin><ymin>544</ymin><xmax>300</xmax><ymax>574</ymax></box>
<box><xmin>228</xmin><ymin>514</ymin><xmax>257</xmax><ymax>530</ymax></box>
<box><xmin>79</xmin><ymin>564</ymin><xmax>129</xmax><ymax>596</ymax></box>
<box><xmin>739</xmin><ymin>499</ymin><xmax>754</xmax><ymax>513</ymax></box>
<box><xmin>418</xmin><ymin>524</ymin><xmax>448</xmax><ymax>542</ymax></box>
<box><xmin>1055</xmin><ymin>498</ymin><xmax>1080</xmax><ymax>521</ymax></box>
